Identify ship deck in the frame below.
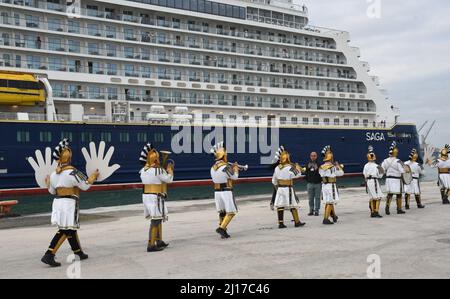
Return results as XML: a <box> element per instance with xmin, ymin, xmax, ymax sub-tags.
<box><xmin>0</xmin><ymin>181</ymin><xmax>449</xmax><ymax>279</ymax></box>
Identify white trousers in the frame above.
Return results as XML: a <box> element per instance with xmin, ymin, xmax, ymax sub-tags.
<box><xmin>215</xmin><ymin>191</ymin><xmax>238</xmax><ymax>214</ymax></box>
<box><xmin>274</xmin><ymin>187</ymin><xmax>299</xmax><ymax>209</ymax></box>
<box><xmin>143</xmin><ymin>194</ymin><xmax>168</xmax><ymax>221</ymax></box>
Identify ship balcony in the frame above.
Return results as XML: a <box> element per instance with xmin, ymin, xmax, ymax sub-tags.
<box><xmin>0</xmin><ymin>0</ymin><xmax>341</xmax><ymax>54</ymax></box>
<box><xmin>360</xmin><ymin>61</ymin><xmax>371</xmax><ymax>72</ymax></box>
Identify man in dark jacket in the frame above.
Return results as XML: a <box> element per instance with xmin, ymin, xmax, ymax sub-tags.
<box><xmin>305</xmin><ymin>152</ymin><xmax>322</xmax><ymax>216</ymax></box>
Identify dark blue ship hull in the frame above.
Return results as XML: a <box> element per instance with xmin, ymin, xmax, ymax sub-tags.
<box><xmin>0</xmin><ymin>121</ymin><xmax>419</xmax><ymax>190</ymax></box>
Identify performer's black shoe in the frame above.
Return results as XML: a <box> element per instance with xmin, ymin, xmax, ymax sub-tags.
<box><xmin>370</xmin><ymin>212</ymin><xmax>376</xmax><ymax>218</ymax></box>
<box><xmin>323</xmin><ymin>219</ymin><xmax>334</xmax><ymax>225</ymax></box>
<box><xmin>375</xmin><ymin>213</ymin><xmax>383</xmax><ymax>218</ymax></box>
<box><xmin>417</xmin><ymin>204</ymin><xmax>425</xmax><ymax>209</ymax></box>
<box><xmin>385</xmin><ymin>207</ymin><xmax>390</xmax><ymax>215</ymax></box>
<box><xmin>278</xmin><ymin>223</ymin><xmax>287</xmax><ymax>229</ymax></box>
<box><xmin>443</xmin><ymin>198</ymin><xmax>450</xmax><ymax>205</ymax></box>
<box><xmin>405</xmin><ymin>205</ymin><xmax>410</xmax><ymax>210</ymax></box>
<box><xmin>308</xmin><ymin>212</ymin><xmax>314</xmax><ymax>216</ymax></box>
<box><xmin>332</xmin><ymin>215</ymin><xmax>339</xmax><ymax>223</ymax></box>
<box><xmin>147</xmin><ymin>245</ymin><xmax>164</xmax><ymax>252</ymax></box>
<box><xmin>397</xmin><ymin>209</ymin><xmax>406</xmax><ymax>215</ymax></box>
<box><xmin>294</xmin><ymin>222</ymin><xmax>306</xmax><ymax>228</ymax></box>
<box><xmin>216</xmin><ymin>227</ymin><xmax>229</xmax><ymax>239</ymax></box>
<box><xmin>314</xmin><ymin>211</ymin><xmax>319</xmax><ymax>216</ymax></box>
<box><xmin>156</xmin><ymin>240</ymin><xmax>169</xmax><ymax>248</ymax></box>
<box><xmin>75</xmin><ymin>252</ymin><xmax>89</xmax><ymax>261</ymax></box>
<box><xmin>41</xmin><ymin>254</ymin><xmax>61</xmax><ymax>267</ymax></box>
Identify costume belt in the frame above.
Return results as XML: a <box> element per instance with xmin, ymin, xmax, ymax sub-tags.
<box><xmin>277</xmin><ymin>179</ymin><xmax>293</xmax><ymax>188</ymax></box>
<box><xmin>386</xmin><ymin>176</ymin><xmax>402</xmax><ymax>179</ymax></box>
<box><xmin>366</xmin><ymin>176</ymin><xmax>378</xmax><ymax>180</ymax></box>
<box><xmin>439</xmin><ymin>168</ymin><xmax>450</xmax><ymax>174</ymax></box>
<box><xmin>214</xmin><ymin>180</ymin><xmax>233</xmax><ymax>192</ymax></box>
<box><xmin>144</xmin><ymin>184</ymin><xmax>167</xmax><ymax>195</ymax></box>
<box><xmin>413</xmin><ymin>177</ymin><xmax>419</xmax><ymax>180</ymax></box>
<box><xmin>322</xmin><ymin>177</ymin><xmax>337</xmax><ymax>184</ymax></box>
<box><xmin>56</xmin><ymin>187</ymin><xmax>80</xmax><ymax>199</ymax></box>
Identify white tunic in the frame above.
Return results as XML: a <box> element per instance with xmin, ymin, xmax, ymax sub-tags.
<box><xmin>381</xmin><ymin>157</ymin><xmax>405</xmax><ymax>194</ymax></box>
<box><xmin>272</xmin><ymin>164</ymin><xmax>303</xmax><ymax>209</ymax></box>
<box><xmin>404</xmin><ymin>161</ymin><xmax>424</xmax><ymax>195</ymax></box>
<box><xmin>363</xmin><ymin>162</ymin><xmax>384</xmax><ymax>200</ymax></box>
<box><xmin>140</xmin><ymin>167</ymin><xmax>173</xmax><ymax>221</ymax></box>
<box><xmin>319</xmin><ymin>163</ymin><xmax>344</xmax><ymax>204</ymax></box>
<box><xmin>211</xmin><ymin>162</ymin><xmax>239</xmax><ymax>214</ymax></box>
<box><xmin>431</xmin><ymin>159</ymin><xmax>450</xmax><ymax>189</ymax></box>
<box><xmin>48</xmin><ymin>168</ymin><xmax>91</xmax><ymax>230</ymax></box>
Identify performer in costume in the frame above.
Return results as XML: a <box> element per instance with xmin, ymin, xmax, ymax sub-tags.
<box><xmin>427</xmin><ymin>144</ymin><xmax>450</xmax><ymax>205</ymax></box>
<box><xmin>404</xmin><ymin>149</ymin><xmax>425</xmax><ymax>209</ymax></box>
<box><xmin>319</xmin><ymin>146</ymin><xmax>344</xmax><ymax>225</ymax></box>
<box><xmin>381</xmin><ymin>141</ymin><xmax>406</xmax><ymax>215</ymax></box>
<box><xmin>363</xmin><ymin>146</ymin><xmax>384</xmax><ymax>218</ymax></box>
<box><xmin>210</xmin><ymin>142</ymin><xmax>240</xmax><ymax>239</ymax></box>
<box><xmin>139</xmin><ymin>143</ymin><xmax>174</xmax><ymax>252</ymax></box>
<box><xmin>270</xmin><ymin>146</ymin><xmax>306</xmax><ymax>229</ymax></box>
<box><xmin>41</xmin><ymin>139</ymin><xmax>99</xmax><ymax>267</ymax></box>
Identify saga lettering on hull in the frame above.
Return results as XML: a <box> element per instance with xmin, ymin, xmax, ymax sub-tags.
<box><xmin>366</xmin><ymin>132</ymin><xmax>386</xmax><ymax>142</ymax></box>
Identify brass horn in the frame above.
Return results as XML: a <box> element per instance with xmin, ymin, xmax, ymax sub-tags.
<box><xmin>160</xmin><ymin>150</ymin><xmax>175</xmax><ymax>168</ymax></box>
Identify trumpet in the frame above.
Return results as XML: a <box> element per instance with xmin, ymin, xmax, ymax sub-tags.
<box><xmin>160</xmin><ymin>150</ymin><xmax>175</xmax><ymax>169</ymax></box>
<box><xmin>228</xmin><ymin>162</ymin><xmax>249</xmax><ymax>171</ymax></box>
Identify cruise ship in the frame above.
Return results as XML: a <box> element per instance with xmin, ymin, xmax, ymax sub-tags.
<box><xmin>0</xmin><ymin>0</ymin><xmax>419</xmax><ymax>191</ymax></box>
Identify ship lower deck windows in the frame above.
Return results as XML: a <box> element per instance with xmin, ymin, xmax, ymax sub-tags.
<box><xmin>154</xmin><ymin>132</ymin><xmax>164</xmax><ymax>144</ymax></box>
<box><xmin>119</xmin><ymin>132</ymin><xmax>130</xmax><ymax>143</ymax></box>
<box><xmin>137</xmin><ymin>132</ymin><xmax>148</xmax><ymax>143</ymax></box>
<box><xmin>60</xmin><ymin>132</ymin><xmax>73</xmax><ymax>141</ymax></box>
<box><xmin>81</xmin><ymin>132</ymin><xmax>93</xmax><ymax>143</ymax></box>
<box><xmin>16</xmin><ymin>131</ymin><xmax>30</xmax><ymax>143</ymax></box>
<box><xmin>39</xmin><ymin>131</ymin><xmax>52</xmax><ymax>143</ymax></box>
<box><xmin>101</xmin><ymin>132</ymin><xmax>112</xmax><ymax>143</ymax></box>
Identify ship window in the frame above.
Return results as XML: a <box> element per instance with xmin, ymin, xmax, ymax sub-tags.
<box><xmin>324</xmin><ymin>118</ymin><xmax>330</xmax><ymax>126</ymax></box>
<box><xmin>17</xmin><ymin>131</ymin><xmax>30</xmax><ymax>143</ymax></box>
<box><xmin>119</xmin><ymin>132</ymin><xmax>130</xmax><ymax>143</ymax></box>
<box><xmin>100</xmin><ymin>132</ymin><xmax>112</xmax><ymax>143</ymax></box>
<box><xmin>39</xmin><ymin>132</ymin><xmax>52</xmax><ymax>143</ymax></box>
<box><xmin>61</xmin><ymin>132</ymin><xmax>73</xmax><ymax>141</ymax></box>
<box><xmin>344</xmin><ymin>119</ymin><xmax>350</xmax><ymax>126</ymax></box>
<box><xmin>81</xmin><ymin>132</ymin><xmax>93</xmax><ymax>143</ymax></box>
<box><xmin>154</xmin><ymin>132</ymin><xmax>164</xmax><ymax>143</ymax></box>
<box><xmin>280</xmin><ymin>117</ymin><xmax>287</xmax><ymax>125</ymax></box>
<box><xmin>291</xmin><ymin>117</ymin><xmax>298</xmax><ymax>124</ymax></box>
<box><xmin>302</xmin><ymin>118</ymin><xmax>309</xmax><ymax>125</ymax></box>
<box><xmin>363</xmin><ymin>119</ymin><xmax>369</xmax><ymax>127</ymax></box>
<box><xmin>354</xmin><ymin>119</ymin><xmax>360</xmax><ymax>126</ymax></box>
<box><xmin>334</xmin><ymin>118</ymin><xmax>340</xmax><ymax>126</ymax></box>
<box><xmin>0</xmin><ymin>80</ymin><xmax>6</xmax><ymax>87</ymax></box>
<box><xmin>313</xmin><ymin>118</ymin><xmax>320</xmax><ymax>125</ymax></box>
<box><xmin>137</xmin><ymin>132</ymin><xmax>148</xmax><ymax>143</ymax></box>
<box><xmin>219</xmin><ymin>4</ymin><xmax>226</xmax><ymax>16</ymax></box>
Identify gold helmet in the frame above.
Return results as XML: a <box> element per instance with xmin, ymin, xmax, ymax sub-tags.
<box><xmin>409</xmin><ymin>148</ymin><xmax>419</xmax><ymax>162</ymax></box>
<box><xmin>440</xmin><ymin>144</ymin><xmax>449</xmax><ymax>161</ymax></box>
<box><xmin>367</xmin><ymin>145</ymin><xmax>376</xmax><ymax>162</ymax></box>
<box><xmin>321</xmin><ymin>145</ymin><xmax>334</xmax><ymax>162</ymax></box>
<box><xmin>139</xmin><ymin>143</ymin><xmax>160</xmax><ymax>168</ymax></box>
<box><xmin>389</xmin><ymin>141</ymin><xmax>399</xmax><ymax>157</ymax></box>
<box><xmin>211</xmin><ymin>141</ymin><xmax>228</xmax><ymax>162</ymax></box>
<box><xmin>53</xmin><ymin>138</ymin><xmax>72</xmax><ymax>166</ymax></box>
<box><xmin>273</xmin><ymin>146</ymin><xmax>291</xmax><ymax>166</ymax></box>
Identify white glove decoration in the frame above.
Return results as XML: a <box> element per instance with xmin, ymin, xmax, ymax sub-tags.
<box><xmin>27</xmin><ymin>147</ymin><xmax>57</xmax><ymax>188</ymax></box>
<box><xmin>82</xmin><ymin>141</ymin><xmax>120</xmax><ymax>182</ymax></box>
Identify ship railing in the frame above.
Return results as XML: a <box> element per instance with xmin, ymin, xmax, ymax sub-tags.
<box><xmin>1</xmin><ymin>15</ymin><xmax>342</xmax><ymax>62</ymax></box>
<box><xmin>0</xmin><ymin>0</ymin><xmax>340</xmax><ymax>52</ymax></box>
<box><xmin>0</xmin><ymin>112</ymin><xmax>394</xmax><ymax>129</ymax></box>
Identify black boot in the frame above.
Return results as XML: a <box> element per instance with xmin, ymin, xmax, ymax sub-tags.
<box><xmin>75</xmin><ymin>252</ymin><xmax>89</xmax><ymax>261</ymax></box>
<box><xmin>41</xmin><ymin>253</ymin><xmax>61</xmax><ymax>267</ymax></box>
<box><xmin>294</xmin><ymin>222</ymin><xmax>306</xmax><ymax>228</ymax></box>
<box><xmin>147</xmin><ymin>245</ymin><xmax>164</xmax><ymax>252</ymax></box>
<box><xmin>397</xmin><ymin>209</ymin><xmax>406</xmax><ymax>214</ymax></box>
<box><xmin>216</xmin><ymin>227</ymin><xmax>229</xmax><ymax>239</ymax></box>
<box><xmin>323</xmin><ymin>219</ymin><xmax>334</xmax><ymax>225</ymax></box>
<box><xmin>385</xmin><ymin>206</ymin><xmax>390</xmax><ymax>215</ymax></box>
<box><xmin>278</xmin><ymin>223</ymin><xmax>287</xmax><ymax>229</ymax></box>
<box><xmin>405</xmin><ymin>194</ymin><xmax>410</xmax><ymax>210</ymax></box>
<box><xmin>416</xmin><ymin>196</ymin><xmax>425</xmax><ymax>209</ymax></box>
<box><xmin>156</xmin><ymin>240</ymin><xmax>169</xmax><ymax>248</ymax></box>
<box><xmin>385</xmin><ymin>196</ymin><xmax>392</xmax><ymax>215</ymax></box>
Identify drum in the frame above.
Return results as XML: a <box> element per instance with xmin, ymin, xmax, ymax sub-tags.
<box><xmin>402</xmin><ymin>165</ymin><xmax>413</xmax><ymax>185</ymax></box>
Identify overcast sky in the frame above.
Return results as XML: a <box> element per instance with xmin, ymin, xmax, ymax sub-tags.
<box><xmin>295</xmin><ymin>0</ymin><xmax>450</xmax><ymax>147</ymax></box>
